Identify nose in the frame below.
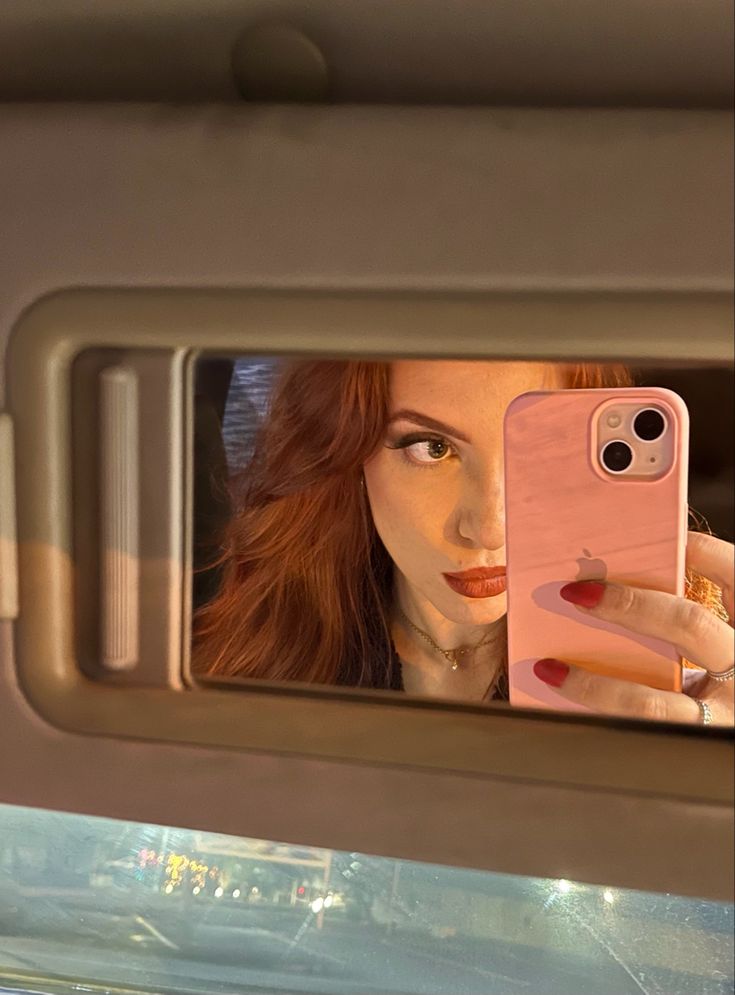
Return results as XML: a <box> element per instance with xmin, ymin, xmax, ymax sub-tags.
<box><xmin>455</xmin><ymin>467</ymin><xmax>506</xmax><ymax>552</ymax></box>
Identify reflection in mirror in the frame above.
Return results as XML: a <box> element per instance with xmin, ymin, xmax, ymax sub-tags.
<box><xmin>192</xmin><ymin>357</ymin><xmax>734</xmax><ymax>727</ymax></box>
<box><xmin>2</xmin><ymin>800</ymin><xmax>732</xmax><ymax>995</ymax></box>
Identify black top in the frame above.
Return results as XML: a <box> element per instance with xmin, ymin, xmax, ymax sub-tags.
<box><xmin>385</xmin><ymin>642</ymin><xmax>407</xmax><ymax>692</ymax></box>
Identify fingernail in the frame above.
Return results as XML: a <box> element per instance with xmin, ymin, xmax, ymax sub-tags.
<box><xmin>533</xmin><ymin>658</ymin><xmax>570</xmax><ymax>687</ymax></box>
<box><xmin>560</xmin><ymin>581</ymin><xmax>605</xmax><ymax>608</ymax></box>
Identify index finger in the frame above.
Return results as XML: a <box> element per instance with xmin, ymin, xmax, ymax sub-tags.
<box><xmin>687</xmin><ymin>531</ymin><xmax>734</xmax><ymax>621</ymax></box>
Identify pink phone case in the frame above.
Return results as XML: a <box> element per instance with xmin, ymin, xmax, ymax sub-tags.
<box><xmin>504</xmin><ymin>387</ymin><xmax>689</xmax><ymax>713</ymax></box>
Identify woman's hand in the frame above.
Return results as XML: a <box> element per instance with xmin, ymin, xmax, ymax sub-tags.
<box><xmin>533</xmin><ymin>532</ymin><xmax>734</xmax><ymax>726</ymax></box>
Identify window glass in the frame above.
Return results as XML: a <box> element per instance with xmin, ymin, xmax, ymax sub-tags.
<box><xmin>222</xmin><ymin>357</ymin><xmax>279</xmax><ymax>471</ymax></box>
<box><xmin>1</xmin><ymin>801</ymin><xmax>732</xmax><ymax>995</ymax></box>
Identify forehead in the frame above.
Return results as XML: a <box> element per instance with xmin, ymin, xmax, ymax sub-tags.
<box><xmin>388</xmin><ymin>360</ymin><xmax>563</xmax><ymax>410</ymax></box>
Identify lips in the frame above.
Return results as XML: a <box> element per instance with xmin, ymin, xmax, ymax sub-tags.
<box><xmin>442</xmin><ymin>566</ymin><xmax>507</xmax><ymax>599</ymax></box>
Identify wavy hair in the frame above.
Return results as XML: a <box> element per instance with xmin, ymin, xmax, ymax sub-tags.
<box><xmin>193</xmin><ymin>361</ymin><xmax>719</xmax><ymax>684</ymax></box>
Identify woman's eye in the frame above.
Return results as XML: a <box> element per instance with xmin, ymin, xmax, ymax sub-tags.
<box><xmin>413</xmin><ymin>439</ymin><xmax>450</xmax><ymax>462</ymax></box>
<box><xmin>400</xmin><ymin>437</ymin><xmax>453</xmax><ymax>464</ymax></box>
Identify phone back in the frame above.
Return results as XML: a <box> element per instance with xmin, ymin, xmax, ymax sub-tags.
<box><xmin>504</xmin><ymin>387</ymin><xmax>688</xmax><ymax>712</ymax></box>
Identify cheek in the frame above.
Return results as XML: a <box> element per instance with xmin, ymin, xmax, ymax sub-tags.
<box><xmin>363</xmin><ymin>455</ymin><xmax>449</xmax><ymax>563</ymax></box>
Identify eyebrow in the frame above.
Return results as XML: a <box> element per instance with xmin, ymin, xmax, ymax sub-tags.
<box><xmin>387</xmin><ymin>409</ymin><xmax>471</xmax><ymax>444</ymax></box>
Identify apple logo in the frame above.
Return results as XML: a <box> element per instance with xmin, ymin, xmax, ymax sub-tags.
<box><xmin>575</xmin><ymin>548</ymin><xmax>608</xmax><ymax>582</ymax></box>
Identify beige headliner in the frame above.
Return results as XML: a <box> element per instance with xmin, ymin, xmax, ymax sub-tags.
<box><xmin>0</xmin><ymin>0</ymin><xmax>732</xmax><ymax>104</ymax></box>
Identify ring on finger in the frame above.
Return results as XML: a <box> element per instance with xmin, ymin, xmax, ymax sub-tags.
<box><xmin>693</xmin><ymin>698</ymin><xmax>713</xmax><ymax>725</ymax></box>
<box><xmin>704</xmin><ymin>665</ymin><xmax>735</xmax><ymax>683</ymax></box>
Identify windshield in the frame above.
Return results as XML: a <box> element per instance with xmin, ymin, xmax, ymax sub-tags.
<box><xmin>0</xmin><ymin>802</ymin><xmax>732</xmax><ymax>995</ymax></box>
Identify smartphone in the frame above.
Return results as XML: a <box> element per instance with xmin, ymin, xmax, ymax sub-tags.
<box><xmin>504</xmin><ymin>387</ymin><xmax>689</xmax><ymax>713</ymax></box>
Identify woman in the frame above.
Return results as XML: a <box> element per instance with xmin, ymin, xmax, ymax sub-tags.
<box><xmin>193</xmin><ymin>359</ymin><xmax>734</xmax><ymax>726</ymax></box>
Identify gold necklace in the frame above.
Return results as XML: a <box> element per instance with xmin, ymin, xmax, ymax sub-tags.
<box><xmin>397</xmin><ymin>607</ymin><xmax>497</xmax><ymax>671</ymax></box>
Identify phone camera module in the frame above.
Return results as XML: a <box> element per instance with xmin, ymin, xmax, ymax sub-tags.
<box><xmin>601</xmin><ymin>440</ymin><xmax>633</xmax><ymax>474</ymax></box>
<box><xmin>633</xmin><ymin>407</ymin><xmax>666</xmax><ymax>442</ymax></box>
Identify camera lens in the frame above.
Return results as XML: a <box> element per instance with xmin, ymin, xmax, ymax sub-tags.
<box><xmin>601</xmin><ymin>440</ymin><xmax>633</xmax><ymax>473</ymax></box>
<box><xmin>633</xmin><ymin>407</ymin><xmax>666</xmax><ymax>441</ymax></box>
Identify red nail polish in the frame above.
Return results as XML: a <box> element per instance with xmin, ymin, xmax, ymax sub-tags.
<box><xmin>533</xmin><ymin>658</ymin><xmax>569</xmax><ymax>687</ymax></box>
<box><xmin>560</xmin><ymin>581</ymin><xmax>605</xmax><ymax>608</ymax></box>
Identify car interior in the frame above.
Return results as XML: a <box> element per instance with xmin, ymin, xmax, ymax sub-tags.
<box><xmin>0</xmin><ymin>3</ymin><xmax>733</xmax><ymax>994</ymax></box>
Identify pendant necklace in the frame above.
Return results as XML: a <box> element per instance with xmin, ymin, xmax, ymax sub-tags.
<box><xmin>397</xmin><ymin>607</ymin><xmax>496</xmax><ymax>671</ymax></box>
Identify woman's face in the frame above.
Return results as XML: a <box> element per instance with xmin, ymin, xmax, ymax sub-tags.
<box><xmin>363</xmin><ymin>360</ymin><xmax>563</xmax><ymax>626</ymax></box>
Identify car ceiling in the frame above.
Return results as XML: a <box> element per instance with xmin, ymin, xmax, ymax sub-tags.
<box><xmin>0</xmin><ymin>0</ymin><xmax>732</xmax><ymax>105</ymax></box>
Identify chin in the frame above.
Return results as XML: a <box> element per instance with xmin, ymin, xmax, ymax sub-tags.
<box><xmin>442</xmin><ymin>593</ymin><xmax>507</xmax><ymax>625</ymax></box>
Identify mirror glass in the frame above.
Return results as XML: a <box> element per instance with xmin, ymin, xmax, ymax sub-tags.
<box><xmin>191</xmin><ymin>356</ymin><xmax>733</xmax><ymax>724</ymax></box>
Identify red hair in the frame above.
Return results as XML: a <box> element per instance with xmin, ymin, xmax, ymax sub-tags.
<box><xmin>193</xmin><ymin>361</ymin><xmax>714</xmax><ymax>684</ymax></box>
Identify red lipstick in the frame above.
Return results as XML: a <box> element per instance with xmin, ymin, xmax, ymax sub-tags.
<box><xmin>442</xmin><ymin>566</ymin><xmax>507</xmax><ymax>599</ymax></box>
